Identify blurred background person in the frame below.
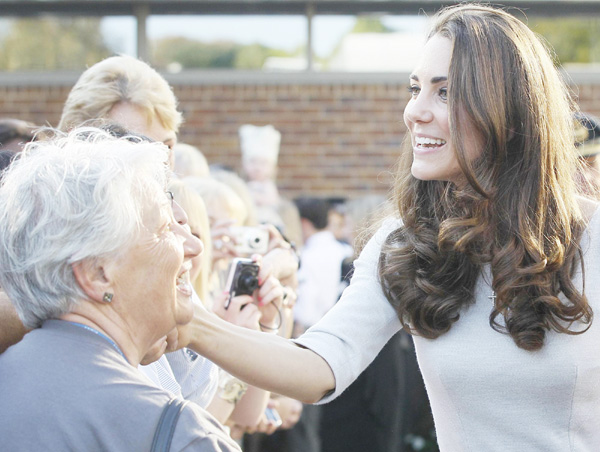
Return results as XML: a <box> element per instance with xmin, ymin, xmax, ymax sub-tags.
<box><xmin>574</xmin><ymin>111</ymin><xmax>600</xmax><ymax>197</ymax></box>
<box><xmin>58</xmin><ymin>54</ymin><xmax>180</xmax><ymax>169</ymax></box>
<box><xmin>210</xmin><ymin>166</ymin><xmax>259</xmax><ymax>228</ymax></box>
<box><xmin>239</xmin><ymin>124</ymin><xmax>302</xmax><ymax>249</ymax></box>
<box><xmin>173</xmin><ymin>142</ymin><xmax>211</xmax><ymax>179</ymax></box>
<box><xmin>181</xmin><ymin>174</ymin><xmax>302</xmax><ymax>441</ymax></box>
<box><xmin>319</xmin><ymin>195</ymin><xmax>437</xmax><ymax>452</ymax></box>
<box><xmin>0</xmin><ymin>127</ymin><xmax>238</xmax><ymax>451</ymax></box>
<box><xmin>293</xmin><ymin>197</ymin><xmax>352</xmax><ymax>336</ymax></box>
<box><xmin>273</xmin><ymin>196</ymin><xmax>352</xmax><ymax>452</ymax></box>
<box><xmin>0</xmin><ymin>118</ymin><xmax>37</xmax><ymax>152</ymax></box>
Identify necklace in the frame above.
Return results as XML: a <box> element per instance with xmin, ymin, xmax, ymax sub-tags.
<box><xmin>488</xmin><ymin>291</ymin><xmax>497</xmax><ymax>303</ymax></box>
<box><xmin>67</xmin><ymin>321</ymin><xmax>127</xmax><ymax>361</ymax></box>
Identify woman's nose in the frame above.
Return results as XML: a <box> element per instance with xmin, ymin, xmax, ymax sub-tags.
<box><xmin>404</xmin><ymin>94</ymin><xmax>434</xmax><ymax>125</ymax></box>
<box><xmin>182</xmin><ymin>225</ymin><xmax>203</xmax><ymax>259</ymax></box>
<box><xmin>172</xmin><ymin>200</ymin><xmax>203</xmax><ymax>259</ymax></box>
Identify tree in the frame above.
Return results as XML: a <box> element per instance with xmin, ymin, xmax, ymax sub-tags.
<box><xmin>0</xmin><ymin>18</ymin><xmax>111</xmax><ymax>70</ymax></box>
<box><xmin>351</xmin><ymin>16</ymin><xmax>393</xmax><ymax>34</ymax></box>
<box><xmin>528</xmin><ymin>17</ymin><xmax>598</xmax><ymax>64</ymax></box>
<box><xmin>152</xmin><ymin>37</ymin><xmax>240</xmax><ymax>69</ymax></box>
<box><xmin>152</xmin><ymin>37</ymin><xmax>292</xmax><ymax>70</ymax></box>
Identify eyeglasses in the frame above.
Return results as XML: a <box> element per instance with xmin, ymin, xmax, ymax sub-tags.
<box><xmin>166</xmin><ymin>191</ymin><xmax>174</xmax><ymax>207</ymax></box>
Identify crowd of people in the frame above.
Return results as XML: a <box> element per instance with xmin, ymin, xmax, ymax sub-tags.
<box><xmin>1</xmin><ymin>3</ymin><xmax>600</xmax><ymax>451</ymax></box>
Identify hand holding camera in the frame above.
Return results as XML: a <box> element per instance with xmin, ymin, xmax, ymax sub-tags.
<box><xmin>223</xmin><ymin>256</ymin><xmax>285</xmax><ymax>332</ymax></box>
<box><xmin>230</xmin><ymin>226</ymin><xmax>269</xmax><ymax>256</ymax></box>
<box><xmin>225</xmin><ymin>258</ymin><xmax>261</xmax><ymax>305</ymax></box>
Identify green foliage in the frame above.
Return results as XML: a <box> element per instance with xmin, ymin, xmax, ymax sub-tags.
<box><xmin>0</xmin><ymin>18</ymin><xmax>111</xmax><ymax>70</ymax></box>
<box><xmin>351</xmin><ymin>16</ymin><xmax>392</xmax><ymax>34</ymax></box>
<box><xmin>233</xmin><ymin>43</ymin><xmax>267</xmax><ymax>69</ymax></box>
<box><xmin>528</xmin><ymin>17</ymin><xmax>598</xmax><ymax>64</ymax></box>
<box><xmin>153</xmin><ymin>37</ymin><xmax>239</xmax><ymax>69</ymax></box>
<box><xmin>152</xmin><ymin>37</ymin><xmax>292</xmax><ymax>70</ymax></box>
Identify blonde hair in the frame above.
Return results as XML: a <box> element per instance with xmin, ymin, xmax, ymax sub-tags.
<box><xmin>58</xmin><ymin>55</ymin><xmax>182</xmax><ymax>134</ymax></box>
<box><xmin>173</xmin><ymin>143</ymin><xmax>210</xmax><ymax>179</ymax></box>
<box><xmin>169</xmin><ymin>179</ymin><xmax>212</xmax><ymax>304</ymax></box>
<box><xmin>209</xmin><ymin>168</ymin><xmax>258</xmax><ymax>226</ymax></box>
<box><xmin>184</xmin><ymin>176</ymin><xmax>248</xmax><ymax>227</ymax></box>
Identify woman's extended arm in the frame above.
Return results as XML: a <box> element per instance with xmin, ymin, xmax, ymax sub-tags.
<box><xmin>176</xmin><ymin>218</ymin><xmax>402</xmax><ymax>404</ymax></box>
<box><xmin>182</xmin><ymin>307</ymin><xmax>335</xmax><ymax>404</ymax></box>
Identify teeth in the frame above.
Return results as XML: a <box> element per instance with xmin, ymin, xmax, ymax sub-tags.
<box><xmin>177</xmin><ymin>262</ymin><xmax>192</xmax><ymax>281</ymax></box>
<box><xmin>176</xmin><ymin>272</ymin><xmax>188</xmax><ymax>285</ymax></box>
<box><xmin>415</xmin><ymin>137</ymin><xmax>446</xmax><ymax>146</ymax></box>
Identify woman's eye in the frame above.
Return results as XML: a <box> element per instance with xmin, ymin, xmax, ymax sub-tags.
<box><xmin>407</xmin><ymin>85</ymin><xmax>421</xmax><ymax>97</ymax></box>
<box><xmin>439</xmin><ymin>87</ymin><xmax>448</xmax><ymax>101</ymax></box>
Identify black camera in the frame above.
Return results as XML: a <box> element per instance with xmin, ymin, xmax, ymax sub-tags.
<box><xmin>224</xmin><ymin>258</ymin><xmax>260</xmax><ymax>308</ymax></box>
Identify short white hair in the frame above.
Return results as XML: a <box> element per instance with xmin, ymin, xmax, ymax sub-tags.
<box><xmin>0</xmin><ymin>127</ymin><xmax>170</xmax><ymax>328</ymax></box>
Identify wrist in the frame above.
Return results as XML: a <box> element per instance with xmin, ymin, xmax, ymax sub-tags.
<box><xmin>217</xmin><ymin>369</ymin><xmax>248</xmax><ymax>405</ymax></box>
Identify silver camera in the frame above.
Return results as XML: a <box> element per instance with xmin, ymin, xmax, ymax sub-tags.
<box><xmin>230</xmin><ymin>226</ymin><xmax>269</xmax><ymax>256</ymax></box>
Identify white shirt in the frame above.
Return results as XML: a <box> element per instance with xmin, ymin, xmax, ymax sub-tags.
<box><xmin>294</xmin><ymin>230</ymin><xmax>353</xmax><ymax>328</ymax></box>
<box><xmin>296</xmin><ymin>211</ymin><xmax>600</xmax><ymax>451</ymax></box>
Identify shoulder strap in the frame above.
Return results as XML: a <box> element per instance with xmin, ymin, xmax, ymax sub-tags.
<box><xmin>151</xmin><ymin>398</ymin><xmax>189</xmax><ymax>452</ymax></box>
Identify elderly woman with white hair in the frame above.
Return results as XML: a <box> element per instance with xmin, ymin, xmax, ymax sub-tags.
<box><xmin>0</xmin><ymin>128</ymin><xmax>240</xmax><ymax>451</ymax></box>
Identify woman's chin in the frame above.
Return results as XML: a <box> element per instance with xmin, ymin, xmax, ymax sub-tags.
<box><xmin>140</xmin><ymin>336</ymin><xmax>168</xmax><ymax>365</ymax></box>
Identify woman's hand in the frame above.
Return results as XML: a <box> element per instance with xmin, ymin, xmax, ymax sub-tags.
<box><xmin>211</xmin><ymin>219</ymin><xmax>238</xmax><ymax>263</ymax></box>
<box><xmin>213</xmin><ymin>290</ymin><xmax>262</xmax><ymax>331</ymax></box>
<box><xmin>256</xmin><ymin>273</ymin><xmax>285</xmax><ymax>331</ymax></box>
<box><xmin>273</xmin><ymin>396</ymin><xmax>303</xmax><ymax>430</ymax></box>
<box><xmin>280</xmin><ymin>285</ymin><xmax>297</xmax><ymax>310</ymax></box>
<box><xmin>263</xmin><ymin>223</ymin><xmax>290</xmax><ymax>253</ymax></box>
<box><xmin>241</xmin><ymin>398</ymin><xmax>282</xmax><ymax>436</ymax></box>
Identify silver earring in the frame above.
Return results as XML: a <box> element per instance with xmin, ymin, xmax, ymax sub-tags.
<box><xmin>102</xmin><ymin>292</ymin><xmax>113</xmax><ymax>303</ymax></box>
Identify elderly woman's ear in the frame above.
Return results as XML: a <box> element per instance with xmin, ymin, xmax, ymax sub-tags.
<box><xmin>72</xmin><ymin>259</ymin><xmax>114</xmax><ymax>304</ymax></box>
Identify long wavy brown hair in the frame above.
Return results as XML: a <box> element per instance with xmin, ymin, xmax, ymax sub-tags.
<box><xmin>379</xmin><ymin>4</ymin><xmax>593</xmax><ymax>351</ymax></box>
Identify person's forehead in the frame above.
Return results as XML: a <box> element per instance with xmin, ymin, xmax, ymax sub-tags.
<box><xmin>106</xmin><ymin>102</ymin><xmax>177</xmax><ymax>146</ymax></box>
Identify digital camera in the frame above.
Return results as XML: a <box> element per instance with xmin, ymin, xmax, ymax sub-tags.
<box><xmin>231</xmin><ymin>226</ymin><xmax>269</xmax><ymax>256</ymax></box>
<box><xmin>224</xmin><ymin>258</ymin><xmax>260</xmax><ymax>308</ymax></box>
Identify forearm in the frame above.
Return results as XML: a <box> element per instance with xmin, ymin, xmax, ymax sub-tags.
<box><xmin>228</xmin><ymin>385</ymin><xmax>269</xmax><ymax>428</ymax></box>
<box><xmin>206</xmin><ymin>394</ymin><xmax>236</xmax><ymax>425</ymax></box>
<box><xmin>187</xmin><ymin>309</ymin><xmax>335</xmax><ymax>403</ymax></box>
<box><xmin>0</xmin><ymin>290</ymin><xmax>28</xmax><ymax>353</ymax></box>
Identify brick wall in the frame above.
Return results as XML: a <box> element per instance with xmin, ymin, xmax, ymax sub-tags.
<box><xmin>1</xmin><ymin>71</ymin><xmax>600</xmax><ymax>201</ymax></box>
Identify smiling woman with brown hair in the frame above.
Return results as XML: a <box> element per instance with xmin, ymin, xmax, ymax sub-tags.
<box><xmin>168</xmin><ymin>5</ymin><xmax>600</xmax><ymax>451</ymax></box>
